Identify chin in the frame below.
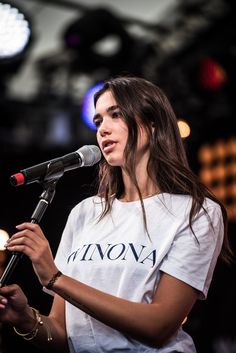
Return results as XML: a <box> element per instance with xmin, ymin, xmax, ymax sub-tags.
<box><xmin>105</xmin><ymin>155</ymin><xmax>122</xmax><ymax>167</ymax></box>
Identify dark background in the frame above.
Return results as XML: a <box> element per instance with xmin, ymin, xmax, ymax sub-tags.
<box><xmin>0</xmin><ymin>0</ymin><xmax>236</xmax><ymax>352</ymax></box>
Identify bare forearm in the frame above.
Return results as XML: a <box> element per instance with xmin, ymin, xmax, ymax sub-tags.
<box><xmin>51</xmin><ymin>275</ymin><xmax>176</xmax><ymax>347</ymax></box>
<box><xmin>13</xmin><ymin>309</ymin><xmax>69</xmax><ymax>353</ymax></box>
<box><xmin>31</xmin><ymin>315</ymin><xmax>69</xmax><ymax>353</ymax></box>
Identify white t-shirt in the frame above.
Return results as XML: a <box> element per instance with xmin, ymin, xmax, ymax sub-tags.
<box><xmin>54</xmin><ymin>193</ymin><xmax>224</xmax><ymax>353</ymax></box>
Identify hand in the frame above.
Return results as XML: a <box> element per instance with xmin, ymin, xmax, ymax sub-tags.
<box><xmin>5</xmin><ymin>223</ymin><xmax>59</xmax><ymax>287</ymax></box>
<box><xmin>0</xmin><ymin>284</ymin><xmax>31</xmax><ymax>326</ymax></box>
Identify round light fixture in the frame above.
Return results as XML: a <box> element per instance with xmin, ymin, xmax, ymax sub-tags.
<box><xmin>0</xmin><ymin>2</ymin><xmax>31</xmax><ymax>59</ymax></box>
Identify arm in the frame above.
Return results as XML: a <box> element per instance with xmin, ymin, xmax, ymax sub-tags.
<box><xmin>4</xmin><ymin>222</ymin><xmax>198</xmax><ymax>347</ymax></box>
<box><xmin>0</xmin><ymin>285</ymin><xmax>69</xmax><ymax>353</ymax></box>
<box><xmin>48</xmin><ymin>270</ymin><xmax>198</xmax><ymax>347</ymax></box>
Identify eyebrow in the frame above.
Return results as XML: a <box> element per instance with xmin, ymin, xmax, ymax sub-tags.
<box><xmin>93</xmin><ymin>105</ymin><xmax>119</xmax><ymax>122</ymax></box>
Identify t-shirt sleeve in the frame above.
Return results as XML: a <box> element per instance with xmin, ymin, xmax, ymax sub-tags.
<box><xmin>159</xmin><ymin>202</ymin><xmax>224</xmax><ymax>299</ymax></box>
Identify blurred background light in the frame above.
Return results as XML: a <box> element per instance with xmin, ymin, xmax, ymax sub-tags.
<box><xmin>0</xmin><ymin>1</ymin><xmax>236</xmax><ymax>353</ymax></box>
<box><xmin>0</xmin><ymin>2</ymin><xmax>31</xmax><ymax>58</ymax></box>
<box><xmin>81</xmin><ymin>82</ymin><xmax>103</xmax><ymax>130</ymax></box>
<box><xmin>198</xmin><ymin>57</ymin><xmax>228</xmax><ymax>91</ymax></box>
<box><xmin>0</xmin><ymin>229</ymin><xmax>9</xmax><ymax>251</ymax></box>
<box><xmin>178</xmin><ymin>119</ymin><xmax>191</xmax><ymax>139</ymax></box>
<box><xmin>198</xmin><ymin>137</ymin><xmax>236</xmax><ymax>221</ymax></box>
<box><xmin>0</xmin><ymin>1</ymin><xmax>33</xmax><ymax>97</ymax></box>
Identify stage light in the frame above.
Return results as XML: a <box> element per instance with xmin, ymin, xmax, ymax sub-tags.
<box><xmin>0</xmin><ymin>2</ymin><xmax>32</xmax><ymax>93</ymax></box>
<box><xmin>198</xmin><ymin>138</ymin><xmax>236</xmax><ymax>221</ymax></box>
<box><xmin>0</xmin><ymin>229</ymin><xmax>9</xmax><ymax>251</ymax></box>
<box><xmin>0</xmin><ymin>2</ymin><xmax>31</xmax><ymax>59</ymax></box>
<box><xmin>177</xmin><ymin>119</ymin><xmax>191</xmax><ymax>139</ymax></box>
<box><xmin>81</xmin><ymin>82</ymin><xmax>103</xmax><ymax>130</ymax></box>
<box><xmin>198</xmin><ymin>57</ymin><xmax>227</xmax><ymax>91</ymax></box>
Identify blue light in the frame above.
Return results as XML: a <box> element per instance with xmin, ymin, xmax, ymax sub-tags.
<box><xmin>81</xmin><ymin>82</ymin><xmax>104</xmax><ymax>130</ymax></box>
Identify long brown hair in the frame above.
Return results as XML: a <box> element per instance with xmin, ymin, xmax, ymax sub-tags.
<box><xmin>94</xmin><ymin>75</ymin><xmax>233</xmax><ymax>264</ymax></box>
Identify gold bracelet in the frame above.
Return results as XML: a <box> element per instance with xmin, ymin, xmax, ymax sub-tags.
<box><xmin>13</xmin><ymin>307</ymin><xmax>41</xmax><ymax>338</ymax></box>
<box><xmin>23</xmin><ymin>310</ymin><xmax>43</xmax><ymax>341</ymax></box>
<box><xmin>13</xmin><ymin>307</ymin><xmax>52</xmax><ymax>342</ymax></box>
<box><xmin>23</xmin><ymin>327</ymin><xmax>40</xmax><ymax>341</ymax></box>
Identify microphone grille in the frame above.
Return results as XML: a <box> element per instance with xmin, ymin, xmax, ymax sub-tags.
<box><xmin>77</xmin><ymin>145</ymin><xmax>102</xmax><ymax>166</ymax></box>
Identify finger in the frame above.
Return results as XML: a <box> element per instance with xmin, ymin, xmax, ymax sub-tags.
<box><xmin>16</xmin><ymin>223</ymin><xmax>41</xmax><ymax>232</ymax></box>
<box><xmin>6</xmin><ymin>235</ymin><xmax>39</xmax><ymax>254</ymax></box>
<box><xmin>16</xmin><ymin>223</ymin><xmax>45</xmax><ymax>240</ymax></box>
<box><xmin>0</xmin><ymin>297</ymin><xmax>8</xmax><ymax>307</ymax></box>
<box><xmin>10</xmin><ymin>228</ymin><xmax>46</xmax><ymax>244</ymax></box>
<box><xmin>9</xmin><ymin>224</ymin><xmax>44</xmax><ymax>242</ymax></box>
<box><xmin>6</xmin><ymin>234</ymin><xmax>49</xmax><ymax>262</ymax></box>
<box><xmin>0</xmin><ymin>284</ymin><xmax>18</xmax><ymax>296</ymax></box>
<box><xmin>10</xmin><ymin>228</ymin><xmax>38</xmax><ymax>239</ymax></box>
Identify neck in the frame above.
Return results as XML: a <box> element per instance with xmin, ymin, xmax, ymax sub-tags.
<box><xmin>120</xmin><ymin>171</ymin><xmax>159</xmax><ymax>202</ymax></box>
<box><xmin>120</xmin><ymin>190</ymin><xmax>159</xmax><ymax>202</ymax></box>
<box><xmin>120</xmin><ymin>157</ymin><xmax>159</xmax><ymax>202</ymax></box>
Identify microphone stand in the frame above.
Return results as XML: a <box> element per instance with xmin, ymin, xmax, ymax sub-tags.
<box><xmin>0</xmin><ymin>179</ymin><xmax>58</xmax><ymax>287</ymax></box>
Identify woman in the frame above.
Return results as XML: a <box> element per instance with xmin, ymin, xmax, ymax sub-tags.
<box><xmin>0</xmin><ymin>76</ymin><xmax>232</xmax><ymax>353</ymax></box>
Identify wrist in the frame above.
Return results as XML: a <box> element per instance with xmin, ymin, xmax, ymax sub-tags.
<box><xmin>45</xmin><ymin>270</ymin><xmax>63</xmax><ymax>291</ymax></box>
<box><xmin>14</xmin><ymin>306</ymin><xmax>39</xmax><ymax>333</ymax></box>
<box><xmin>13</xmin><ymin>307</ymin><xmax>52</xmax><ymax>343</ymax></box>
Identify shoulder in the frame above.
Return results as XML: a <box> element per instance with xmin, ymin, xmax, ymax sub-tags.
<box><xmin>68</xmin><ymin>195</ymin><xmax>104</xmax><ymax>220</ymax></box>
<box><xmin>203</xmin><ymin>197</ymin><xmax>222</xmax><ymax>215</ymax></box>
<box><xmin>60</xmin><ymin>195</ymin><xmax>104</xmax><ymax>232</ymax></box>
<box><xmin>160</xmin><ymin>193</ymin><xmax>222</xmax><ymax>215</ymax></box>
<box><xmin>156</xmin><ymin>194</ymin><xmax>223</xmax><ymax>231</ymax></box>
<box><xmin>157</xmin><ymin>193</ymin><xmax>192</xmax><ymax>218</ymax></box>
<box><xmin>71</xmin><ymin>195</ymin><xmax>103</xmax><ymax>211</ymax></box>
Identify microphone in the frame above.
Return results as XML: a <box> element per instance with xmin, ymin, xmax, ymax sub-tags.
<box><xmin>10</xmin><ymin>145</ymin><xmax>102</xmax><ymax>186</ymax></box>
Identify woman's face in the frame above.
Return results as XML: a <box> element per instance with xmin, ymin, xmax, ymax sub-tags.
<box><xmin>94</xmin><ymin>90</ymin><xmax>150</xmax><ymax>168</ymax></box>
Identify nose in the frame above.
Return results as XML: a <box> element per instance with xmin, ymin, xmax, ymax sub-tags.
<box><xmin>98</xmin><ymin>118</ymin><xmax>112</xmax><ymax>137</ymax></box>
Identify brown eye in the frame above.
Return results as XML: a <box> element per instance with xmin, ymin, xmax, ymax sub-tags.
<box><xmin>112</xmin><ymin>111</ymin><xmax>122</xmax><ymax>118</ymax></box>
<box><xmin>93</xmin><ymin>118</ymin><xmax>102</xmax><ymax>128</ymax></box>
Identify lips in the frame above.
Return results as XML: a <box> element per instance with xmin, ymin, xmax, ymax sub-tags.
<box><xmin>102</xmin><ymin>139</ymin><xmax>116</xmax><ymax>153</ymax></box>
